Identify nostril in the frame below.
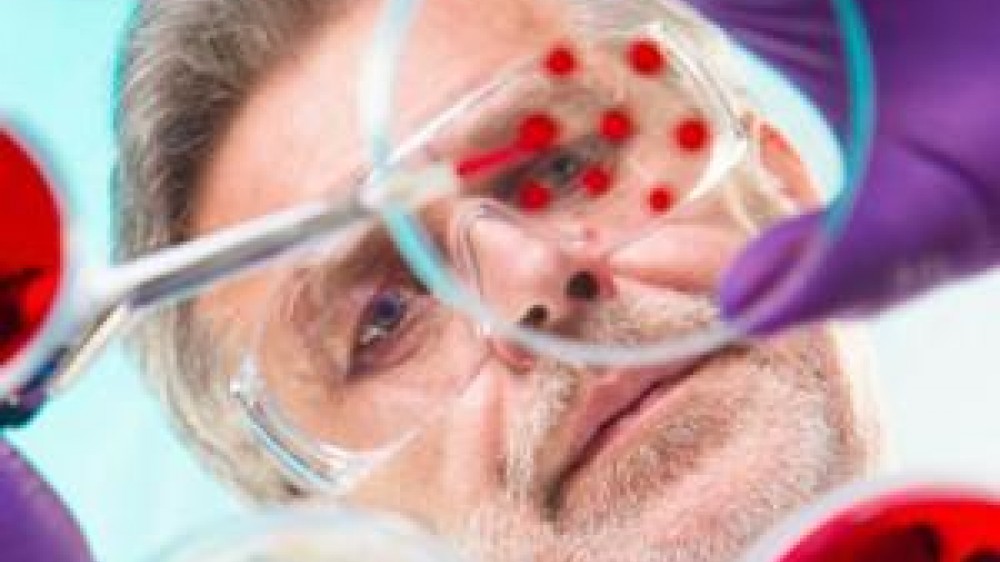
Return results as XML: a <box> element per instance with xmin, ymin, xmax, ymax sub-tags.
<box><xmin>566</xmin><ymin>270</ymin><xmax>600</xmax><ymax>301</ymax></box>
<box><xmin>520</xmin><ymin>304</ymin><xmax>549</xmax><ymax>328</ymax></box>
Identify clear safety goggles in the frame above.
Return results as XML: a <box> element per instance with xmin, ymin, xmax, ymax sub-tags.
<box><xmin>1</xmin><ymin>0</ymin><xmax>870</xmax><ymax>493</ymax></box>
<box><xmin>231</xmin><ymin>20</ymin><xmax>803</xmax><ymax>492</ymax></box>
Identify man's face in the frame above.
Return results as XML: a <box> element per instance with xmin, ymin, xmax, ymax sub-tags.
<box><xmin>193</xmin><ymin>1</ymin><xmax>879</xmax><ymax>560</ymax></box>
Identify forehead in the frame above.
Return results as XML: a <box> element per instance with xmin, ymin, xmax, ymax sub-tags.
<box><xmin>194</xmin><ymin>0</ymin><xmax>569</xmax><ymax>236</ymax></box>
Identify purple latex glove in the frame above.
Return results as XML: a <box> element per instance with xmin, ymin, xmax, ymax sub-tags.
<box><xmin>690</xmin><ymin>0</ymin><xmax>1000</xmax><ymax>333</ymax></box>
<box><xmin>0</xmin><ymin>439</ymin><xmax>93</xmax><ymax>562</ymax></box>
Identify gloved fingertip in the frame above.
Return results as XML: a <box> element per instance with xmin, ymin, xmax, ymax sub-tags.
<box><xmin>719</xmin><ymin>211</ymin><xmax>822</xmax><ymax>332</ymax></box>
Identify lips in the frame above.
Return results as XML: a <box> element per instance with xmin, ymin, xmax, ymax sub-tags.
<box><xmin>553</xmin><ymin>358</ymin><xmax>705</xmax><ymax>493</ymax></box>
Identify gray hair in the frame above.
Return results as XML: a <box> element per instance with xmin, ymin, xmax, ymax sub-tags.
<box><xmin>114</xmin><ymin>0</ymin><xmax>749</xmax><ymax>503</ymax></box>
<box><xmin>115</xmin><ymin>0</ymin><xmax>341</xmax><ymax>503</ymax></box>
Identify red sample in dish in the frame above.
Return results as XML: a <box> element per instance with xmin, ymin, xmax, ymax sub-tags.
<box><xmin>518</xmin><ymin>180</ymin><xmax>552</xmax><ymax>212</ymax></box>
<box><xmin>627</xmin><ymin>38</ymin><xmax>666</xmax><ymax>76</ymax></box>
<box><xmin>647</xmin><ymin>185</ymin><xmax>675</xmax><ymax>214</ymax></box>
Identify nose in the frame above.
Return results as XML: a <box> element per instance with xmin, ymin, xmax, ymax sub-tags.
<box><xmin>452</xmin><ymin>205</ymin><xmax>612</xmax><ymax>337</ymax></box>
<box><xmin>517</xmin><ymin>270</ymin><xmax>603</xmax><ymax>331</ymax></box>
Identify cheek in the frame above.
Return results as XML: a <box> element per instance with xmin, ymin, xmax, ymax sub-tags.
<box><xmin>191</xmin><ymin>282</ymin><xmax>270</xmax><ymax>364</ymax></box>
<box><xmin>664</xmin><ymin>333</ymin><xmax>842</xmax><ymax>468</ymax></box>
<box><xmin>349</xmin><ymin>357</ymin><xmax>514</xmax><ymax>529</ymax></box>
<box><xmin>436</xmin><ymin>359</ymin><xmax>513</xmax><ymax>490</ymax></box>
<box><xmin>610</xmin><ymin>222</ymin><xmax>747</xmax><ymax>294</ymax></box>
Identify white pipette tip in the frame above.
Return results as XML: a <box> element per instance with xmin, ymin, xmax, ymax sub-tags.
<box><xmin>360</xmin><ymin>163</ymin><xmax>460</xmax><ymax>211</ymax></box>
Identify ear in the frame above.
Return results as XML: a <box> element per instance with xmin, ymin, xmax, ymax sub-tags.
<box><xmin>757</xmin><ymin>122</ymin><xmax>825</xmax><ymax>210</ymax></box>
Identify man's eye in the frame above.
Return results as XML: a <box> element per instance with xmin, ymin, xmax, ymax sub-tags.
<box><xmin>349</xmin><ymin>269</ymin><xmax>432</xmax><ymax>377</ymax></box>
<box><xmin>537</xmin><ymin>150</ymin><xmax>589</xmax><ymax>189</ymax></box>
<box><xmin>357</xmin><ymin>288</ymin><xmax>409</xmax><ymax>350</ymax></box>
<box><xmin>491</xmin><ymin>138</ymin><xmax>611</xmax><ymax>203</ymax></box>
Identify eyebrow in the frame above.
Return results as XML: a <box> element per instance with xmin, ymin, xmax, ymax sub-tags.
<box><xmin>294</xmin><ymin>224</ymin><xmax>396</xmax><ymax>298</ymax></box>
<box><xmin>401</xmin><ymin>67</ymin><xmax>613</xmax><ymax>159</ymax></box>
<box><xmin>463</xmin><ymin>80</ymin><xmax>612</xmax><ymax>149</ymax></box>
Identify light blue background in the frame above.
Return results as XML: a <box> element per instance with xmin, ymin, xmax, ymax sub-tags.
<box><xmin>1</xmin><ymin>4</ymin><xmax>243</xmax><ymax>562</ymax></box>
<box><xmin>2</xmin><ymin>3</ymin><xmax>1000</xmax><ymax>562</ymax></box>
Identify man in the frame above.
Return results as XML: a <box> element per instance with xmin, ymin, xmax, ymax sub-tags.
<box><xmin>115</xmin><ymin>0</ymin><xmax>882</xmax><ymax>560</ymax></box>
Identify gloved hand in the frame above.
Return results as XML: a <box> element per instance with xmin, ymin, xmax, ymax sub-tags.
<box><xmin>0</xmin><ymin>439</ymin><xmax>93</xmax><ymax>562</ymax></box>
<box><xmin>690</xmin><ymin>0</ymin><xmax>1000</xmax><ymax>333</ymax></box>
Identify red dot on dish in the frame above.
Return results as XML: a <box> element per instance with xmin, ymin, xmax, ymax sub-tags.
<box><xmin>647</xmin><ymin>185</ymin><xmax>675</xmax><ymax>214</ymax></box>
<box><xmin>518</xmin><ymin>113</ymin><xmax>560</xmax><ymax>151</ymax></box>
<box><xmin>674</xmin><ymin>118</ymin><xmax>710</xmax><ymax>152</ymax></box>
<box><xmin>519</xmin><ymin>180</ymin><xmax>552</xmax><ymax>212</ymax></box>
<box><xmin>544</xmin><ymin>45</ymin><xmax>578</xmax><ymax>77</ymax></box>
<box><xmin>599</xmin><ymin>109</ymin><xmax>634</xmax><ymax>143</ymax></box>
<box><xmin>580</xmin><ymin>166</ymin><xmax>612</xmax><ymax>197</ymax></box>
<box><xmin>627</xmin><ymin>38</ymin><xmax>666</xmax><ymax>75</ymax></box>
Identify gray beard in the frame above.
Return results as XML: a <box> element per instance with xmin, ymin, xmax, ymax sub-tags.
<box><xmin>505</xmin><ymin>292</ymin><xmax>720</xmax><ymax>502</ymax></box>
<box><xmin>453</xmin><ymin>294</ymin><xmax>858</xmax><ymax>562</ymax></box>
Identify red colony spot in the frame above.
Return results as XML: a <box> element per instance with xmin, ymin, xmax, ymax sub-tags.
<box><xmin>599</xmin><ymin>109</ymin><xmax>634</xmax><ymax>143</ymax></box>
<box><xmin>675</xmin><ymin>117</ymin><xmax>710</xmax><ymax>152</ymax></box>
<box><xmin>518</xmin><ymin>180</ymin><xmax>552</xmax><ymax>212</ymax></box>
<box><xmin>580</xmin><ymin>166</ymin><xmax>612</xmax><ymax>197</ymax></box>
<box><xmin>456</xmin><ymin>145</ymin><xmax>522</xmax><ymax>178</ymax></box>
<box><xmin>544</xmin><ymin>45</ymin><xmax>577</xmax><ymax>77</ymax></box>
<box><xmin>627</xmin><ymin>38</ymin><xmax>666</xmax><ymax>76</ymax></box>
<box><xmin>518</xmin><ymin>113</ymin><xmax>560</xmax><ymax>151</ymax></box>
<box><xmin>647</xmin><ymin>185</ymin><xmax>675</xmax><ymax>214</ymax></box>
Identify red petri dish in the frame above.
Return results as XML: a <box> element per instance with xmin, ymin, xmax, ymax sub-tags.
<box><xmin>0</xmin><ymin>129</ymin><xmax>65</xmax><ymax>375</ymax></box>
<box><xmin>777</xmin><ymin>486</ymin><xmax>1000</xmax><ymax>562</ymax></box>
